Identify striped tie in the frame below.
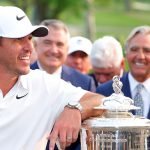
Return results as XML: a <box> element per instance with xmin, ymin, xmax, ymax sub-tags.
<box><xmin>134</xmin><ymin>84</ymin><xmax>144</xmax><ymax>116</ymax></box>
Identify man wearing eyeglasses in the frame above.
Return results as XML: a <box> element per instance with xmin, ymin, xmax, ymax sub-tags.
<box><xmin>89</xmin><ymin>36</ymin><xmax>125</xmax><ymax>87</ymax></box>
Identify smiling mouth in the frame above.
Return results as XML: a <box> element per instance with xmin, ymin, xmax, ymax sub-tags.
<box><xmin>19</xmin><ymin>56</ymin><xmax>30</xmax><ymax>60</ymax></box>
<box><xmin>135</xmin><ymin>62</ymin><xmax>145</xmax><ymax>67</ymax></box>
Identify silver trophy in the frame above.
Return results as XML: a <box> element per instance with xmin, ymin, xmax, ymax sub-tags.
<box><xmin>102</xmin><ymin>75</ymin><xmax>134</xmax><ymax>112</ymax></box>
<box><xmin>80</xmin><ymin>75</ymin><xmax>150</xmax><ymax>150</ymax></box>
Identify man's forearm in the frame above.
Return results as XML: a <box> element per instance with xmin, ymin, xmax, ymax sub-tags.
<box><xmin>79</xmin><ymin>92</ymin><xmax>105</xmax><ymax>120</ymax></box>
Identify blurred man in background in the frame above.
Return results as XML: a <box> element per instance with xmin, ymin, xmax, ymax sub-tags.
<box><xmin>30</xmin><ymin>19</ymin><xmax>96</xmax><ymax>150</ymax></box>
<box><xmin>31</xmin><ymin>19</ymin><xmax>95</xmax><ymax>92</ymax></box>
<box><xmin>65</xmin><ymin>36</ymin><xmax>92</xmax><ymax>74</ymax></box>
<box><xmin>96</xmin><ymin>26</ymin><xmax>150</xmax><ymax>118</ymax></box>
<box><xmin>89</xmin><ymin>36</ymin><xmax>125</xmax><ymax>87</ymax></box>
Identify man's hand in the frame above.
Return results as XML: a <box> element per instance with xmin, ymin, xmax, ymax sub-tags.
<box><xmin>48</xmin><ymin>107</ymin><xmax>81</xmax><ymax>150</ymax></box>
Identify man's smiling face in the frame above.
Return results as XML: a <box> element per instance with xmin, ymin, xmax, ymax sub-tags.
<box><xmin>126</xmin><ymin>33</ymin><xmax>150</xmax><ymax>82</ymax></box>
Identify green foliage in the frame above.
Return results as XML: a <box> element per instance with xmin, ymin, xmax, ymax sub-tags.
<box><xmin>47</xmin><ymin>0</ymin><xmax>87</xmax><ymax>18</ymax></box>
<box><xmin>95</xmin><ymin>0</ymin><xmax>112</xmax><ymax>6</ymax></box>
<box><xmin>1</xmin><ymin>0</ymin><xmax>150</xmax><ymax>43</ymax></box>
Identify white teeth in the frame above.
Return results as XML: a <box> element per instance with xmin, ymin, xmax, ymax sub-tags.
<box><xmin>135</xmin><ymin>62</ymin><xmax>144</xmax><ymax>66</ymax></box>
<box><xmin>20</xmin><ymin>56</ymin><xmax>29</xmax><ymax>60</ymax></box>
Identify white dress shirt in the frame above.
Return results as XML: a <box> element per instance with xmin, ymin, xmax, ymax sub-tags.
<box><xmin>37</xmin><ymin>61</ymin><xmax>62</xmax><ymax>78</ymax></box>
<box><xmin>128</xmin><ymin>72</ymin><xmax>150</xmax><ymax>118</ymax></box>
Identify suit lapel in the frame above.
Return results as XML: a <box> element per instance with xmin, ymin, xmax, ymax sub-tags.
<box><xmin>121</xmin><ymin>73</ymin><xmax>131</xmax><ymax>98</ymax></box>
<box><xmin>121</xmin><ymin>73</ymin><xmax>135</xmax><ymax>114</ymax></box>
<box><xmin>61</xmin><ymin>65</ymin><xmax>71</xmax><ymax>81</ymax></box>
<box><xmin>30</xmin><ymin>61</ymin><xmax>39</xmax><ymax>70</ymax></box>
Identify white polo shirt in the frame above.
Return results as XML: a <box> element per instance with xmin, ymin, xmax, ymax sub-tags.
<box><xmin>0</xmin><ymin>69</ymin><xmax>87</xmax><ymax>150</ymax></box>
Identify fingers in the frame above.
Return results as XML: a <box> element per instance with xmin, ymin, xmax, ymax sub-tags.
<box><xmin>48</xmin><ymin>108</ymin><xmax>81</xmax><ymax>150</ymax></box>
<box><xmin>48</xmin><ymin>128</ymin><xmax>72</xmax><ymax>150</ymax></box>
<box><xmin>72</xmin><ymin>129</ymin><xmax>79</xmax><ymax>143</ymax></box>
<box><xmin>58</xmin><ymin>129</ymin><xmax>67</xmax><ymax>149</ymax></box>
<box><xmin>48</xmin><ymin>128</ymin><xmax>79</xmax><ymax>150</ymax></box>
<box><xmin>65</xmin><ymin>126</ymin><xmax>80</xmax><ymax>146</ymax></box>
<box><xmin>59</xmin><ymin>129</ymin><xmax>73</xmax><ymax>148</ymax></box>
<box><xmin>49</xmin><ymin>129</ymin><xmax>58</xmax><ymax>150</ymax></box>
<box><xmin>66</xmin><ymin>134</ymin><xmax>72</xmax><ymax>147</ymax></box>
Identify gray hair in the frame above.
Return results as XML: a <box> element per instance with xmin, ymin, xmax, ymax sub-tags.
<box><xmin>125</xmin><ymin>25</ymin><xmax>150</xmax><ymax>52</ymax></box>
<box><xmin>35</xmin><ymin>19</ymin><xmax>70</xmax><ymax>41</ymax></box>
<box><xmin>90</xmin><ymin>36</ymin><xmax>123</xmax><ymax>68</ymax></box>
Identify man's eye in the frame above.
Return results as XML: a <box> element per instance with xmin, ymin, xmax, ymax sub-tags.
<box><xmin>57</xmin><ymin>42</ymin><xmax>64</xmax><ymax>47</ymax></box>
<box><xmin>144</xmin><ymin>48</ymin><xmax>150</xmax><ymax>53</ymax></box>
<box><xmin>43</xmin><ymin>40</ymin><xmax>51</xmax><ymax>45</ymax></box>
<box><xmin>130</xmin><ymin>47</ymin><xmax>138</xmax><ymax>52</ymax></box>
<box><xmin>28</xmin><ymin>36</ymin><xmax>32</xmax><ymax>40</ymax></box>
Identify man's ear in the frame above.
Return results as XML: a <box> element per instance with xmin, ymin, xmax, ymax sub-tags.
<box><xmin>121</xmin><ymin>58</ymin><xmax>125</xmax><ymax>68</ymax></box>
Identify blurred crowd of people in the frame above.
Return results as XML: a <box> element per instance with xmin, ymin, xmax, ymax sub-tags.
<box><xmin>29</xmin><ymin>18</ymin><xmax>150</xmax><ymax>150</ymax></box>
<box><xmin>29</xmin><ymin>19</ymin><xmax>150</xmax><ymax>118</ymax></box>
<box><xmin>30</xmin><ymin>19</ymin><xmax>126</xmax><ymax>89</ymax></box>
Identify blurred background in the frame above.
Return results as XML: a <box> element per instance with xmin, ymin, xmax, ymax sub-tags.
<box><xmin>1</xmin><ymin>0</ymin><xmax>150</xmax><ymax>45</ymax></box>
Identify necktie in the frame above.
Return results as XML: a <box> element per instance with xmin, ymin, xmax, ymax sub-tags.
<box><xmin>134</xmin><ymin>84</ymin><xmax>144</xmax><ymax>116</ymax></box>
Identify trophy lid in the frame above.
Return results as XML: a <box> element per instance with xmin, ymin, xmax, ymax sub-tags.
<box><xmin>95</xmin><ymin>75</ymin><xmax>140</xmax><ymax>112</ymax></box>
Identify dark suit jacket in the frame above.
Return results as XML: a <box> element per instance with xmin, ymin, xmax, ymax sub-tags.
<box><xmin>96</xmin><ymin>72</ymin><xmax>131</xmax><ymax>97</ymax></box>
<box><xmin>88</xmin><ymin>73</ymin><xmax>99</xmax><ymax>88</ymax></box>
<box><xmin>30</xmin><ymin>62</ymin><xmax>96</xmax><ymax>150</ymax></box>
<box><xmin>96</xmin><ymin>72</ymin><xmax>150</xmax><ymax>119</ymax></box>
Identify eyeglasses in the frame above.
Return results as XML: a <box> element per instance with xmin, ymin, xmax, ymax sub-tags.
<box><xmin>94</xmin><ymin>72</ymin><xmax>114</xmax><ymax>78</ymax></box>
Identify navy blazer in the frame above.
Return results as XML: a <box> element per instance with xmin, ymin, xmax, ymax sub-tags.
<box><xmin>30</xmin><ymin>62</ymin><xmax>96</xmax><ymax>150</ymax></box>
<box><xmin>96</xmin><ymin>72</ymin><xmax>150</xmax><ymax>119</ymax></box>
<box><xmin>96</xmin><ymin>73</ymin><xmax>131</xmax><ymax>97</ymax></box>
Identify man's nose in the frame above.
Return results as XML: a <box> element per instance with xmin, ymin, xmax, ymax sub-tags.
<box><xmin>23</xmin><ymin>40</ymin><xmax>33</xmax><ymax>52</ymax></box>
<box><xmin>98</xmin><ymin>75</ymin><xmax>109</xmax><ymax>83</ymax></box>
<box><xmin>136</xmin><ymin>49</ymin><xmax>146</xmax><ymax>59</ymax></box>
